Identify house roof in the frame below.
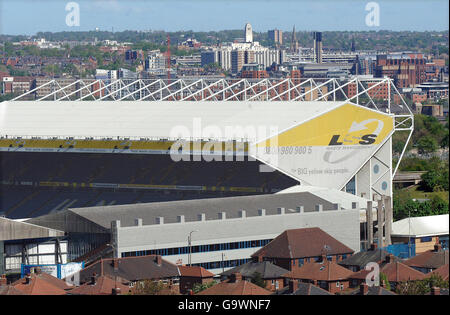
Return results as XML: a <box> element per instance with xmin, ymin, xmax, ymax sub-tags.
<box><xmin>75</xmin><ymin>255</ymin><xmax>180</xmax><ymax>284</ymax></box>
<box><xmin>349</xmin><ymin>286</ymin><xmax>396</xmax><ymax>295</ymax></box>
<box><xmin>178</xmin><ymin>266</ymin><xmax>215</xmax><ymax>278</ymax></box>
<box><xmin>391</xmin><ymin>214</ymin><xmax>449</xmax><ymax>238</ymax></box>
<box><xmin>382</xmin><ymin>262</ymin><xmax>427</xmax><ymax>282</ymax></box>
<box><xmin>351</xmin><ymin>261</ymin><xmax>426</xmax><ymax>282</ymax></box>
<box><xmin>68</xmin><ymin>275</ymin><xmax>131</xmax><ymax>295</ymax></box>
<box><xmin>251</xmin><ymin>227</ymin><xmax>354</xmax><ymax>259</ymax></box>
<box><xmin>404</xmin><ymin>248</ymin><xmax>449</xmax><ymax>270</ymax></box>
<box><xmin>277</xmin><ymin>282</ymin><xmax>332</xmax><ymax>295</ymax></box>
<box><xmin>221</xmin><ymin>261</ymin><xmax>289</xmax><ymax>279</ymax></box>
<box><xmin>10</xmin><ymin>273</ymin><xmax>70</xmax><ymax>295</ymax></box>
<box><xmin>0</xmin><ymin>285</ymin><xmax>26</xmax><ymax>295</ymax></box>
<box><xmin>196</xmin><ymin>279</ymin><xmax>271</xmax><ymax>295</ymax></box>
<box><xmin>339</xmin><ymin>248</ymin><xmax>402</xmax><ymax>269</ymax></box>
<box><xmin>430</xmin><ymin>264</ymin><xmax>449</xmax><ymax>281</ymax></box>
<box><xmin>283</xmin><ymin>261</ymin><xmax>354</xmax><ymax>281</ymax></box>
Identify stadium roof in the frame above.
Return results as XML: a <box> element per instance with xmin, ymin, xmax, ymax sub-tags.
<box><xmin>27</xmin><ymin>191</ymin><xmax>354</xmax><ymax>231</ymax></box>
<box><xmin>391</xmin><ymin>214</ymin><xmax>449</xmax><ymax>238</ymax></box>
<box><xmin>0</xmin><ymin>100</ymin><xmax>343</xmax><ymax>140</ymax></box>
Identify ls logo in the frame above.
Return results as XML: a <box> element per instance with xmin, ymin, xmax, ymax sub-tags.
<box><xmin>328</xmin><ymin>119</ymin><xmax>384</xmax><ymax>146</ymax></box>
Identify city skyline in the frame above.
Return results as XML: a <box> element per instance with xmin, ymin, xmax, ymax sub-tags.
<box><xmin>0</xmin><ymin>0</ymin><xmax>448</xmax><ymax>36</ymax></box>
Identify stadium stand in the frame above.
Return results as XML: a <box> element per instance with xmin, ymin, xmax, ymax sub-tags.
<box><xmin>0</xmin><ymin>151</ymin><xmax>298</xmax><ymax>219</ymax></box>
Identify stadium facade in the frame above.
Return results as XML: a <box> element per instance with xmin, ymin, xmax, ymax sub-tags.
<box><xmin>0</xmin><ymin>77</ymin><xmax>413</xmax><ymax>275</ymax></box>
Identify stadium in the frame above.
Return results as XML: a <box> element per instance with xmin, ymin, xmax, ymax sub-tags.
<box><xmin>0</xmin><ymin>77</ymin><xmax>413</xmax><ymax>275</ymax></box>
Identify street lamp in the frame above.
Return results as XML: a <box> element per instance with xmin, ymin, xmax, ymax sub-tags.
<box><xmin>408</xmin><ymin>209</ymin><xmax>417</xmax><ymax>258</ymax></box>
<box><xmin>188</xmin><ymin>230</ymin><xmax>199</xmax><ymax>267</ymax></box>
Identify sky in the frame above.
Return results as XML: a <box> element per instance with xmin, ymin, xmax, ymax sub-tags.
<box><xmin>0</xmin><ymin>0</ymin><xmax>448</xmax><ymax>35</ymax></box>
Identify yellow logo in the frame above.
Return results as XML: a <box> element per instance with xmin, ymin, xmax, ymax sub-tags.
<box><xmin>257</xmin><ymin>103</ymin><xmax>394</xmax><ymax>148</ymax></box>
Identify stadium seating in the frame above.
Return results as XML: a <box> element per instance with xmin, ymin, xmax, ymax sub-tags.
<box><xmin>0</xmin><ymin>151</ymin><xmax>298</xmax><ymax>219</ymax></box>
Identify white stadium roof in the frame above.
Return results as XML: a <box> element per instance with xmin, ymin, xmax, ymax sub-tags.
<box><xmin>0</xmin><ymin>100</ymin><xmax>343</xmax><ymax>140</ymax></box>
<box><xmin>391</xmin><ymin>214</ymin><xmax>449</xmax><ymax>238</ymax></box>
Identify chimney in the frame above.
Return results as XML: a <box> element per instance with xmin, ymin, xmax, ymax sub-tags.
<box><xmin>360</xmin><ymin>283</ymin><xmax>369</xmax><ymax>295</ymax></box>
<box><xmin>91</xmin><ymin>273</ymin><xmax>97</xmax><ymax>285</ymax></box>
<box><xmin>112</xmin><ymin>287</ymin><xmax>121</xmax><ymax>295</ymax></box>
<box><xmin>288</xmin><ymin>279</ymin><xmax>298</xmax><ymax>294</ymax></box>
<box><xmin>24</xmin><ymin>274</ymin><xmax>31</xmax><ymax>285</ymax></box>
<box><xmin>155</xmin><ymin>255</ymin><xmax>162</xmax><ymax>266</ymax></box>
<box><xmin>230</xmin><ymin>272</ymin><xmax>242</xmax><ymax>283</ymax></box>
<box><xmin>0</xmin><ymin>274</ymin><xmax>7</xmax><ymax>286</ymax></box>
<box><xmin>385</xmin><ymin>254</ymin><xmax>394</xmax><ymax>264</ymax></box>
<box><xmin>431</xmin><ymin>287</ymin><xmax>440</xmax><ymax>296</ymax></box>
<box><xmin>434</xmin><ymin>244</ymin><xmax>442</xmax><ymax>252</ymax></box>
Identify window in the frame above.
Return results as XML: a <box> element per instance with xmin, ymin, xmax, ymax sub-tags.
<box><xmin>298</xmin><ymin>258</ymin><xmax>304</xmax><ymax>266</ymax></box>
<box><xmin>336</xmin><ymin>281</ymin><xmax>340</xmax><ymax>287</ymax></box>
<box><xmin>420</xmin><ymin>237</ymin><xmax>432</xmax><ymax>243</ymax></box>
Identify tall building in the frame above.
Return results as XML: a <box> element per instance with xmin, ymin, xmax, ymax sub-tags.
<box><xmin>268</xmin><ymin>29</ymin><xmax>283</xmax><ymax>45</ymax></box>
<box><xmin>245</xmin><ymin>23</ymin><xmax>253</xmax><ymax>43</ymax></box>
<box><xmin>290</xmin><ymin>25</ymin><xmax>299</xmax><ymax>53</ymax></box>
<box><xmin>375</xmin><ymin>53</ymin><xmax>427</xmax><ymax>88</ymax></box>
<box><xmin>313</xmin><ymin>31</ymin><xmax>323</xmax><ymax>63</ymax></box>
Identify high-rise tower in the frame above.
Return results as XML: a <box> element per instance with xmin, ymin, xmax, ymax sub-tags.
<box><xmin>245</xmin><ymin>23</ymin><xmax>253</xmax><ymax>43</ymax></box>
<box><xmin>313</xmin><ymin>31</ymin><xmax>323</xmax><ymax>63</ymax></box>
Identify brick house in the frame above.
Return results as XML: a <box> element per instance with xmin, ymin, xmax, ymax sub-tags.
<box><xmin>349</xmin><ymin>257</ymin><xmax>426</xmax><ymax>290</ymax></box>
<box><xmin>282</xmin><ymin>259</ymin><xmax>354</xmax><ymax>294</ymax></box>
<box><xmin>68</xmin><ymin>274</ymin><xmax>132</xmax><ymax>295</ymax></box>
<box><xmin>178</xmin><ymin>266</ymin><xmax>215</xmax><ymax>295</ymax></box>
<box><xmin>251</xmin><ymin>227</ymin><xmax>354</xmax><ymax>272</ymax></box>
<box><xmin>221</xmin><ymin>260</ymin><xmax>289</xmax><ymax>292</ymax></box>
<box><xmin>196</xmin><ymin>273</ymin><xmax>271</xmax><ymax>295</ymax></box>
<box><xmin>404</xmin><ymin>244</ymin><xmax>449</xmax><ymax>274</ymax></box>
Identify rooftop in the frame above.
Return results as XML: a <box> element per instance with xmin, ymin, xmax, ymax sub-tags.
<box><xmin>251</xmin><ymin>227</ymin><xmax>354</xmax><ymax>259</ymax></box>
<box><xmin>391</xmin><ymin>214</ymin><xmax>449</xmax><ymax>238</ymax></box>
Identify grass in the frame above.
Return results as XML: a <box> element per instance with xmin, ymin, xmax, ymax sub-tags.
<box><xmin>403</xmin><ymin>185</ymin><xmax>449</xmax><ymax>201</ymax></box>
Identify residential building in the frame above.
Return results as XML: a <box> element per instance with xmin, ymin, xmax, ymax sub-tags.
<box><xmin>339</xmin><ymin>244</ymin><xmax>402</xmax><ymax>272</ymax></box>
<box><xmin>74</xmin><ymin>255</ymin><xmax>180</xmax><ymax>286</ymax></box>
<box><xmin>282</xmin><ymin>259</ymin><xmax>354</xmax><ymax>294</ymax></box>
<box><xmin>178</xmin><ymin>265</ymin><xmax>215</xmax><ymax>295</ymax></box>
<box><xmin>349</xmin><ymin>283</ymin><xmax>396</xmax><ymax>295</ymax></box>
<box><xmin>430</xmin><ymin>264</ymin><xmax>449</xmax><ymax>281</ymax></box>
<box><xmin>251</xmin><ymin>227</ymin><xmax>355</xmax><ymax>272</ymax></box>
<box><xmin>68</xmin><ymin>274</ymin><xmax>131</xmax><ymax>295</ymax></box>
<box><xmin>404</xmin><ymin>245</ymin><xmax>449</xmax><ymax>274</ymax></box>
<box><xmin>276</xmin><ymin>279</ymin><xmax>332</xmax><ymax>295</ymax></box>
<box><xmin>221</xmin><ymin>260</ymin><xmax>289</xmax><ymax>292</ymax></box>
<box><xmin>8</xmin><ymin>268</ymin><xmax>71</xmax><ymax>295</ymax></box>
<box><xmin>196</xmin><ymin>272</ymin><xmax>271</xmax><ymax>295</ymax></box>
<box><xmin>349</xmin><ymin>258</ymin><xmax>426</xmax><ymax>290</ymax></box>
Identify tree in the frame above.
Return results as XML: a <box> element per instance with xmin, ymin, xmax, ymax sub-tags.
<box><xmin>192</xmin><ymin>281</ymin><xmax>217</xmax><ymax>294</ymax></box>
<box><xmin>250</xmin><ymin>272</ymin><xmax>266</xmax><ymax>288</ymax></box>
<box><xmin>416</xmin><ymin>135</ymin><xmax>438</xmax><ymax>154</ymax></box>
<box><xmin>132</xmin><ymin>280</ymin><xmax>166</xmax><ymax>295</ymax></box>
<box><xmin>396</xmin><ymin>274</ymin><xmax>449</xmax><ymax>295</ymax></box>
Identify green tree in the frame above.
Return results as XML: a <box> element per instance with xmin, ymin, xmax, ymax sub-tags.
<box><xmin>416</xmin><ymin>135</ymin><xmax>439</xmax><ymax>154</ymax></box>
<box><xmin>192</xmin><ymin>281</ymin><xmax>217</xmax><ymax>294</ymax></box>
<box><xmin>250</xmin><ymin>272</ymin><xmax>267</xmax><ymax>289</ymax></box>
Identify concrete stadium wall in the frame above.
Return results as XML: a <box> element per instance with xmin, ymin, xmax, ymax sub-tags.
<box><xmin>113</xmin><ymin>206</ymin><xmax>361</xmax><ymax>271</ymax></box>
